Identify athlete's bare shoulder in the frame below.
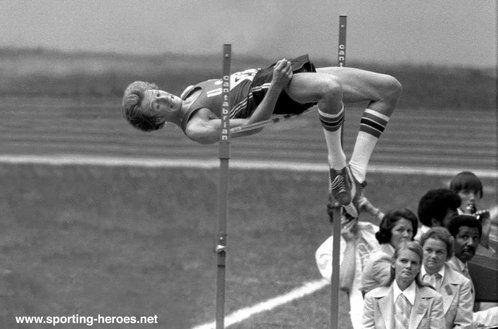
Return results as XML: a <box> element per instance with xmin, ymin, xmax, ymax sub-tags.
<box><xmin>184</xmin><ymin>108</ymin><xmax>220</xmax><ymax>144</ymax></box>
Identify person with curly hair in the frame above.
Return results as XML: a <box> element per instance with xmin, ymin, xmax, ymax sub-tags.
<box><xmin>415</xmin><ymin>188</ymin><xmax>461</xmax><ymax>241</ymax></box>
<box><xmin>446</xmin><ymin>215</ymin><xmax>498</xmax><ymax>328</ymax></box>
<box><xmin>361</xmin><ymin>208</ymin><xmax>418</xmax><ymax>295</ymax></box>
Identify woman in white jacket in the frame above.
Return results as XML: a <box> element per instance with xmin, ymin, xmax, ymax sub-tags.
<box><xmin>362</xmin><ymin>241</ymin><xmax>444</xmax><ymax>329</ymax></box>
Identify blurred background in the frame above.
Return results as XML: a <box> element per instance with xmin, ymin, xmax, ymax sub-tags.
<box><xmin>0</xmin><ymin>0</ymin><xmax>496</xmax><ymax>67</ymax></box>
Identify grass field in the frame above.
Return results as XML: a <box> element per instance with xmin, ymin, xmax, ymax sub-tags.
<box><xmin>0</xmin><ymin>162</ymin><xmax>496</xmax><ymax>329</ymax></box>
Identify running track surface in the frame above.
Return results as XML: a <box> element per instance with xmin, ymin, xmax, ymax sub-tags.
<box><xmin>0</xmin><ymin>97</ymin><xmax>496</xmax><ymax>174</ymax></box>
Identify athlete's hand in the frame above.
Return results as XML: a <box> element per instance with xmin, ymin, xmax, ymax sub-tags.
<box><xmin>271</xmin><ymin>59</ymin><xmax>293</xmax><ymax>90</ymax></box>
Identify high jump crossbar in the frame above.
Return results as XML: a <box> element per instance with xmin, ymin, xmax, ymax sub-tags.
<box><xmin>215</xmin><ymin>43</ymin><xmax>231</xmax><ymax>329</ymax></box>
<box><xmin>229</xmin><ymin>107</ymin><xmax>317</xmax><ymax>135</ymax></box>
<box><xmin>331</xmin><ymin>15</ymin><xmax>347</xmax><ymax>329</ymax></box>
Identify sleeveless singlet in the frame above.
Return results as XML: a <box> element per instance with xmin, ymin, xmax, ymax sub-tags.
<box><xmin>179</xmin><ymin>55</ymin><xmax>317</xmax><ymax>133</ymax></box>
<box><xmin>179</xmin><ymin>69</ymin><xmax>259</xmax><ymax>132</ymax></box>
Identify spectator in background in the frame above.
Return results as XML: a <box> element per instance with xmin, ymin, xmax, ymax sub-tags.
<box><xmin>419</xmin><ymin>227</ymin><xmax>474</xmax><ymax>329</ymax></box>
<box><xmin>415</xmin><ymin>188</ymin><xmax>461</xmax><ymax>241</ymax></box>
<box><xmin>449</xmin><ymin>171</ymin><xmax>496</xmax><ymax>257</ymax></box>
<box><xmin>446</xmin><ymin>215</ymin><xmax>498</xmax><ymax>328</ymax></box>
<box><xmin>315</xmin><ymin>197</ymin><xmax>380</xmax><ymax>329</ymax></box>
<box><xmin>362</xmin><ymin>241</ymin><xmax>445</xmax><ymax>329</ymax></box>
<box><xmin>361</xmin><ymin>208</ymin><xmax>418</xmax><ymax>295</ymax></box>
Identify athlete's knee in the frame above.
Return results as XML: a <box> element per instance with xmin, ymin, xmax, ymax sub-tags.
<box><xmin>383</xmin><ymin>75</ymin><xmax>402</xmax><ymax>100</ymax></box>
<box><xmin>316</xmin><ymin>75</ymin><xmax>343</xmax><ymax>104</ymax></box>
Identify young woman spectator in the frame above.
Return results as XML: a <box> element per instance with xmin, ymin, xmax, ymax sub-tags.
<box><xmin>362</xmin><ymin>241</ymin><xmax>444</xmax><ymax>329</ymax></box>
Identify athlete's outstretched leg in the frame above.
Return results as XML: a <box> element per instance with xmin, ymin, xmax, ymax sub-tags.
<box><xmin>286</xmin><ymin>73</ymin><xmax>357</xmax><ymax>212</ymax></box>
<box><xmin>317</xmin><ymin>67</ymin><xmax>402</xmax><ymax>185</ymax></box>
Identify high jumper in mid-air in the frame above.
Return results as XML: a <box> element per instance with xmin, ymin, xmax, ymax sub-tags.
<box><xmin>121</xmin><ymin>54</ymin><xmax>402</xmax><ymax>217</ymax></box>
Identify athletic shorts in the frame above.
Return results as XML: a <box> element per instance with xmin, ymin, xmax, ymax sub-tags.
<box><xmin>244</xmin><ymin>54</ymin><xmax>317</xmax><ymax>117</ymax></box>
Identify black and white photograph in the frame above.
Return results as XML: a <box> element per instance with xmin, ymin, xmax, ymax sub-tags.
<box><xmin>0</xmin><ymin>1</ymin><xmax>496</xmax><ymax>328</ymax></box>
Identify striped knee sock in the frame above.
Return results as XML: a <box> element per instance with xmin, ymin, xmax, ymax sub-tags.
<box><xmin>319</xmin><ymin>105</ymin><xmax>347</xmax><ymax>169</ymax></box>
<box><xmin>349</xmin><ymin>109</ymin><xmax>390</xmax><ymax>182</ymax></box>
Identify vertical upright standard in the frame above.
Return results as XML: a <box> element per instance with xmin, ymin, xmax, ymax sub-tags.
<box><xmin>331</xmin><ymin>15</ymin><xmax>347</xmax><ymax>329</ymax></box>
<box><xmin>216</xmin><ymin>43</ymin><xmax>232</xmax><ymax>329</ymax></box>
<box><xmin>338</xmin><ymin>16</ymin><xmax>347</xmax><ymax>68</ymax></box>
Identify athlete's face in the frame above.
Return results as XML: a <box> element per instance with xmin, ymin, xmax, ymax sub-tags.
<box><xmin>143</xmin><ymin>89</ymin><xmax>181</xmax><ymax>115</ymax></box>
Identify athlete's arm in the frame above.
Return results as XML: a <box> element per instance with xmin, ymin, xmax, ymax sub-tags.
<box><xmin>185</xmin><ymin>59</ymin><xmax>292</xmax><ymax>144</ymax></box>
<box><xmin>245</xmin><ymin>59</ymin><xmax>292</xmax><ymax>124</ymax></box>
<box><xmin>185</xmin><ymin>108</ymin><xmax>256</xmax><ymax>144</ymax></box>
